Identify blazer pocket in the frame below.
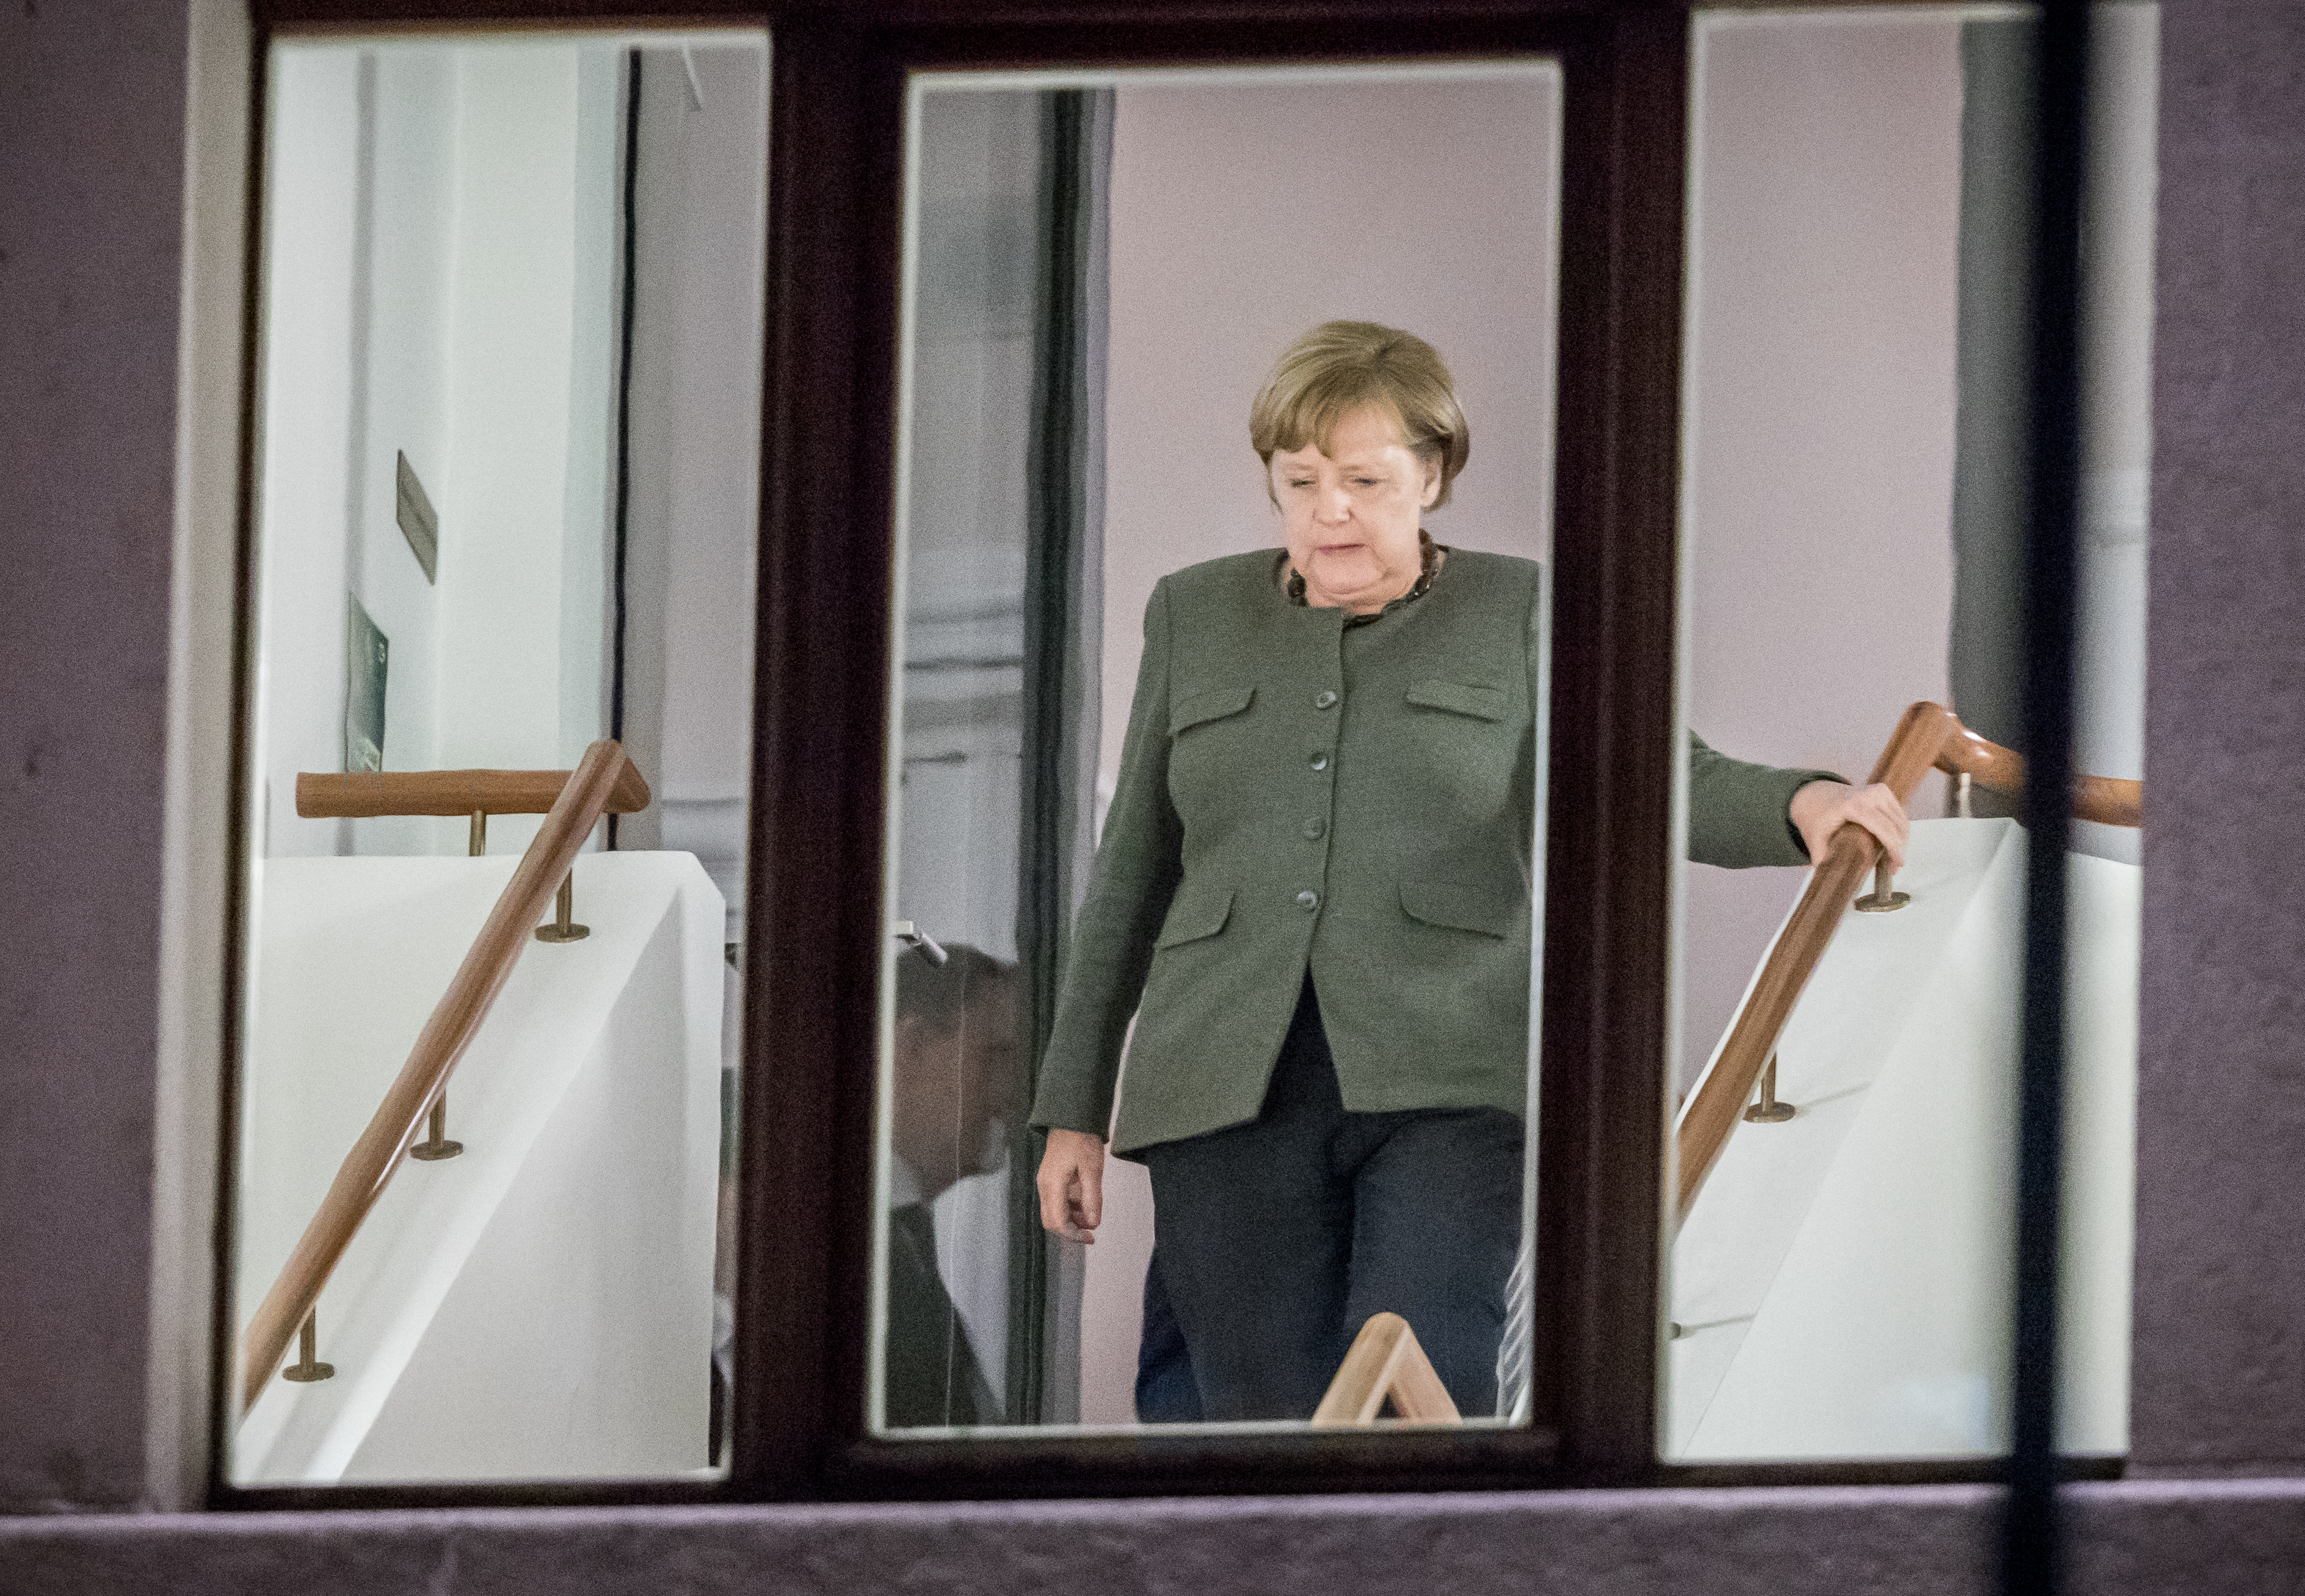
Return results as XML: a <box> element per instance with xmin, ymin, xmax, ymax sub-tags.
<box><xmin>1169</xmin><ymin>683</ymin><xmax>1255</xmax><ymax>736</ymax></box>
<box><xmin>1155</xmin><ymin>885</ymin><xmax>1235</xmax><ymax>948</ymax></box>
<box><xmin>1399</xmin><ymin>876</ymin><xmax>1521</xmax><ymax>939</ymax></box>
<box><xmin>1406</xmin><ymin>678</ymin><xmax>1506</xmax><ymax>722</ymax></box>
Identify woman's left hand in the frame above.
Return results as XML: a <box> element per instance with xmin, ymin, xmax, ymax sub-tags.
<box><xmin>1788</xmin><ymin>779</ymin><xmax>1909</xmax><ymax>871</ymax></box>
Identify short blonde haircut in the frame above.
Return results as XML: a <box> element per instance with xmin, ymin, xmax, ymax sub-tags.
<box><xmin>1249</xmin><ymin>321</ymin><xmax>1471</xmax><ymax>509</ymax></box>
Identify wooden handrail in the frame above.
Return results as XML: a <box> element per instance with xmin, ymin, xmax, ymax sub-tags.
<box><xmin>1310</xmin><ymin>1312</ymin><xmax>1463</xmax><ymax>1426</ymax></box>
<box><xmin>240</xmin><ymin>739</ymin><xmax>636</xmax><ymax>1412</ymax></box>
<box><xmin>1674</xmin><ymin>703</ymin><xmax>1953</xmax><ymax>1222</ymax></box>
<box><xmin>1674</xmin><ymin>702</ymin><xmax>2144</xmax><ymax>1223</ymax></box>
<box><xmin>296</xmin><ymin>762</ymin><xmax>651</xmax><ymax>819</ymax></box>
<box><xmin>1931</xmin><ymin>720</ymin><xmax>2143</xmax><ymax>829</ymax></box>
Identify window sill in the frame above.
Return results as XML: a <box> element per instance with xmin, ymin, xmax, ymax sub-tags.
<box><xmin>7</xmin><ymin>1475</ymin><xmax>2305</xmax><ymax>1594</ymax></box>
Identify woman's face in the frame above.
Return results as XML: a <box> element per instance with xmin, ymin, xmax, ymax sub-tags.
<box><xmin>1269</xmin><ymin>404</ymin><xmax>1442</xmax><ymax>614</ymax></box>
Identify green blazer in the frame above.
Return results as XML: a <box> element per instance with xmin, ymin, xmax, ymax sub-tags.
<box><xmin>1028</xmin><ymin>549</ymin><xmax>1835</xmax><ymax>1156</ymax></box>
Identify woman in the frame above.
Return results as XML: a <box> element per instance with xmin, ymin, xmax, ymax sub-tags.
<box><xmin>1030</xmin><ymin>322</ymin><xmax>1906</xmax><ymax>1420</ymax></box>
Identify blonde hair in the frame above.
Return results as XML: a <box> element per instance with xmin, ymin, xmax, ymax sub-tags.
<box><xmin>1248</xmin><ymin>321</ymin><xmax>1470</xmax><ymax>509</ymax></box>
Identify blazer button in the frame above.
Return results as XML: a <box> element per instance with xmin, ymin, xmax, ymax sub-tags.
<box><xmin>1296</xmin><ymin>890</ymin><xmax>1319</xmax><ymax>911</ymax></box>
<box><xmin>1309</xmin><ymin>752</ymin><xmax>1329</xmax><ymax>772</ymax></box>
<box><xmin>1302</xmin><ymin>818</ymin><xmax>1326</xmax><ymax>840</ymax></box>
<box><xmin>1315</xmin><ymin>689</ymin><xmax>1338</xmax><ymax>709</ymax></box>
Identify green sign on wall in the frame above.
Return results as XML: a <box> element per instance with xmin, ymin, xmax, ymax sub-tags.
<box><xmin>344</xmin><ymin>593</ymin><xmax>388</xmax><ymax>774</ymax></box>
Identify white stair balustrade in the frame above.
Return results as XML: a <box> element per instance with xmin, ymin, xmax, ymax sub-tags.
<box><xmin>1669</xmin><ymin>816</ymin><xmax>2139</xmax><ymax>1460</ymax></box>
<box><xmin>234</xmin><ymin>851</ymin><xmax>724</xmax><ymax>1483</ymax></box>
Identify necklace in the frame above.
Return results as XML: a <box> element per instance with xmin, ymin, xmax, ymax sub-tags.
<box><xmin>1282</xmin><ymin>529</ymin><xmax>1442</xmax><ymax>617</ymax></box>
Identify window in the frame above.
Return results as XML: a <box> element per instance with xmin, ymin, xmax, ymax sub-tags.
<box><xmin>225</xmin><ymin>23</ymin><xmax>769</xmax><ymax>1493</ymax></box>
<box><xmin>730</xmin><ymin>4</ymin><xmax>1689</xmax><ymax>1495</ymax></box>
<box><xmin>214</xmin><ymin>0</ymin><xmax>2121</xmax><ymax>1509</ymax></box>
<box><xmin>1666</xmin><ymin>3</ymin><xmax>2152</xmax><ymax>1472</ymax></box>
<box><xmin>873</xmin><ymin>59</ymin><xmax>1564</xmax><ymax>1439</ymax></box>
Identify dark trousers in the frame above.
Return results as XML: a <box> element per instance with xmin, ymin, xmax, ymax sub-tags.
<box><xmin>1134</xmin><ymin>1253</ymin><xmax>1201</xmax><ymax>1423</ymax></box>
<box><xmin>1138</xmin><ymin>975</ymin><xmax>1525</xmax><ymax>1421</ymax></box>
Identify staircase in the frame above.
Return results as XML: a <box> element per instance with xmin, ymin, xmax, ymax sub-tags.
<box><xmin>1669</xmin><ymin>816</ymin><xmax>2139</xmax><ymax>1459</ymax></box>
<box><xmin>234</xmin><ymin>850</ymin><xmax>725</xmax><ymax>1483</ymax></box>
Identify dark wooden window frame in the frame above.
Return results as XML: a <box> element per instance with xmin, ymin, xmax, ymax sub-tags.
<box><xmin>219</xmin><ymin>0</ymin><xmax>2032</xmax><ymax>1511</ymax></box>
<box><xmin>744</xmin><ymin>1</ymin><xmax>1687</xmax><ymax>1503</ymax></box>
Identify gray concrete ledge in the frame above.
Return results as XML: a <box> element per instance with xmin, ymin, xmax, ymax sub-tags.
<box><xmin>4</xmin><ymin>1478</ymin><xmax>2304</xmax><ymax>1595</ymax></box>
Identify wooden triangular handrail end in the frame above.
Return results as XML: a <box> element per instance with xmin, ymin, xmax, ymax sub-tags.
<box><xmin>598</xmin><ymin>741</ymin><xmax>652</xmax><ymax>814</ymax></box>
<box><xmin>1312</xmin><ymin>1312</ymin><xmax>1464</xmax><ymax>1427</ymax></box>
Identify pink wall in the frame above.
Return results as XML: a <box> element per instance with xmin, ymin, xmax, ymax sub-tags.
<box><xmin>1083</xmin><ymin>23</ymin><xmax>1966</xmax><ymax>1415</ymax></box>
<box><xmin>1086</xmin><ymin>67</ymin><xmax>1563</xmax><ymax>1423</ymax></box>
<box><xmin>1677</xmin><ymin>13</ymin><xmax>1962</xmax><ymax>1088</ymax></box>
<box><xmin>1099</xmin><ymin>69</ymin><xmax>1564</xmax><ymax>783</ymax></box>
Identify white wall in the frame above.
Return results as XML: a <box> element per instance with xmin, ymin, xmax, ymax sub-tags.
<box><xmin>431</xmin><ymin>46</ymin><xmax>586</xmax><ymax>856</ymax></box>
<box><xmin>617</xmin><ymin>42</ymin><xmax>771</xmax><ymax>932</ymax></box>
<box><xmin>1677</xmin><ymin>13</ymin><xmax>1964</xmax><ymax>1089</ymax></box>
<box><xmin>560</xmin><ymin>46</ymin><xmax>625</xmax><ymax>778</ymax></box>
<box><xmin>647</xmin><ymin>48</ymin><xmax>768</xmax><ymax>824</ymax></box>
<box><xmin>253</xmin><ymin>45</ymin><xmax>362</xmax><ymax>861</ymax></box>
<box><xmin>2075</xmin><ymin>6</ymin><xmax>2158</xmax><ymax>851</ymax></box>
<box><xmin>353</xmin><ymin>47</ymin><xmax>457</xmax><ymax>857</ymax></box>
<box><xmin>253</xmin><ymin>40</ymin><xmax>629</xmax><ymax>863</ymax></box>
<box><xmin>1084</xmin><ymin>66</ymin><xmax>1563</xmax><ymax>1424</ymax></box>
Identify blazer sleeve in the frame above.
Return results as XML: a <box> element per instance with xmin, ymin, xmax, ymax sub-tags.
<box><xmin>1028</xmin><ymin>579</ymin><xmax>1186</xmax><ymax>1138</ymax></box>
<box><xmin>1686</xmin><ymin>731</ymin><xmax>1845</xmax><ymax>868</ymax></box>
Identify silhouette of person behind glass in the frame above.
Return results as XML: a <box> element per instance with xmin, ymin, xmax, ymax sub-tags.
<box><xmin>884</xmin><ymin>942</ymin><xmax>1019</xmax><ymax>1428</ymax></box>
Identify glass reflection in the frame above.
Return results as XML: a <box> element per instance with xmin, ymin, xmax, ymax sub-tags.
<box><xmin>877</xmin><ymin>64</ymin><xmax>1564</xmax><ymax>1431</ymax></box>
<box><xmin>1666</xmin><ymin>4</ymin><xmax>2154</xmax><ymax>1461</ymax></box>
<box><xmin>230</xmin><ymin>31</ymin><xmax>767</xmax><ymax>1484</ymax></box>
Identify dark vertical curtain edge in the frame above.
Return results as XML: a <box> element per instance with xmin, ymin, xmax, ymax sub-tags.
<box><xmin>1011</xmin><ymin>87</ymin><xmax>1100</xmax><ymax>1426</ymax></box>
<box><xmin>2003</xmin><ymin>1</ymin><xmax>2089</xmax><ymax>1592</ymax></box>
<box><xmin>1949</xmin><ymin>15</ymin><xmax>2038</xmax><ymax>805</ymax></box>
<box><xmin>1042</xmin><ymin>85</ymin><xmax>1115</xmax><ymax>1425</ymax></box>
<box><xmin>606</xmin><ymin>49</ymin><xmax>642</xmax><ymax>849</ymax></box>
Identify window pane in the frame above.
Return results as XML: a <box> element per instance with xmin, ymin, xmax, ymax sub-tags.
<box><xmin>229</xmin><ymin>29</ymin><xmax>768</xmax><ymax>1485</ymax></box>
<box><xmin>876</xmin><ymin>63</ymin><xmax>1563</xmax><ymax>1432</ymax></box>
<box><xmin>1666</xmin><ymin>4</ymin><xmax>2153</xmax><ymax>1463</ymax></box>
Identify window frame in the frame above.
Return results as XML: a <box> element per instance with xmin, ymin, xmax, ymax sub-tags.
<box><xmin>217</xmin><ymin>0</ymin><xmax>2064</xmax><ymax>1511</ymax></box>
<box><xmin>730</xmin><ymin>1</ymin><xmax>1688</xmax><ymax>1501</ymax></box>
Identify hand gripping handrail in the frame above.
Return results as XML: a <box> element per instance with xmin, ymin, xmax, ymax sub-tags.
<box><xmin>240</xmin><ymin>739</ymin><xmax>638</xmax><ymax>1412</ymax></box>
<box><xmin>1672</xmin><ymin>703</ymin><xmax>2143</xmax><ymax>1224</ymax></box>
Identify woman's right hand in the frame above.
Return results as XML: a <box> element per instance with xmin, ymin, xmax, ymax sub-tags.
<box><xmin>1037</xmin><ymin>1128</ymin><xmax>1106</xmax><ymax>1243</ymax></box>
